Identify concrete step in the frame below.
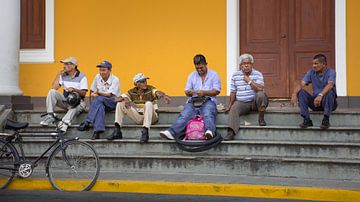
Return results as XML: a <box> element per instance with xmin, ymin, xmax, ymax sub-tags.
<box><xmin>20</xmin><ymin>124</ymin><xmax>360</xmax><ymax>142</ymax></box>
<box><xmin>16</xmin><ymin>139</ymin><xmax>360</xmax><ymax>160</ymax></box>
<box><xmin>16</xmin><ymin>151</ymin><xmax>360</xmax><ymax>181</ymax></box>
<box><xmin>14</xmin><ymin>108</ymin><xmax>360</xmax><ymax>127</ymax></box>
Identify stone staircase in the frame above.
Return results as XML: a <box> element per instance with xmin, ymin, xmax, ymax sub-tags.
<box><xmin>6</xmin><ymin>107</ymin><xmax>360</xmax><ymax>181</ymax></box>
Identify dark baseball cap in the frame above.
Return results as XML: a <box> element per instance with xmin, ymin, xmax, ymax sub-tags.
<box><xmin>96</xmin><ymin>60</ymin><xmax>112</xmax><ymax>69</ymax></box>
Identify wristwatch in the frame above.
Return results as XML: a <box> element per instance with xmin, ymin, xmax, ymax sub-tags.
<box><xmin>318</xmin><ymin>93</ymin><xmax>324</xmax><ymax>97</ymax></box>
<box><xmin>248</xmin><ymin>80</ymin><xmax>253</xmax><ymax>85</ymax></box>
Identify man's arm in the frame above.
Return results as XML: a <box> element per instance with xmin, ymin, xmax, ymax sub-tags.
<box><xmin>224</xmin><ymin>92</ymin><xmax>236</xmax><ymax>112</ymax></box>
<box><xmin>313</xmin><ymin>82</ymin><xmax>335</xmax><ymax>107</ymax></box>
<box><xmin>290</xmin><ymin>81</ymin><xmax>306</xmax><ymax>106</ymax></box>
<box><xmin>52</xmin><ymin>71</ymin><xmax>64</xmax><ymax>90</ymax></box>
<box><xmin>155</xmin><ymin>90</ymin><xmax>171</xmax><ymax>104</ymax></box>
<box><xmin>243</xmin><ymin>74</ymin><xmax>264</xmax><ymax>92</ymax></box>
<box><xmin>196</xmin><ymin>89</ymin><xmax>220</xmax><ymax>97</ymax></box>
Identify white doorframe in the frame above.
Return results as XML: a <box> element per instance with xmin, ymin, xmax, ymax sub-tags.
<box><xmin>226</xmin><ymin>0</ymin><xmax>347</xmax><ymax>96</ymax></box>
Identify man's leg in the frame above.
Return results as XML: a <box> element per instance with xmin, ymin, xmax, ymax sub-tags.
<box><xmin>167</xmin><ymin>103</ymin><xmax>197</xmax><ymax>137</ymax></box>
<box><xmin>225</xmin><ymin>101</ymin><xmax>251</xmax><ymax>140</ymax></box>
<box><xmin>108</xmin><ymin>101</ymin><xmax>128</xmax><ymax>140</ymax></box>
<box><xmin>297</xmin><ymin>89</ymin><xmax>315</xmax><ymax>128</ymax></box>
<box><xmin>254</xmin><ymin>91</ymin><xmax>269</xmax><ymax>126</ymax></box>
<box><xmin>41</xmin><ymin>89</ymin><xmax>66</xmax><ymax>126</ymax></box>
<box><xmin>60</xmin><ymin>100</ymin><xmax>86</xmax><ymax>132</ymax></box>
<box><xmin>320</xmin><ymin>91</ymin><xmax>337</xmax><ymax>129</ymax></box>
<box><xmin>93</xmin><ymin>96</ymin><xmax>117</xmax><ymax>133</ymax></box>
<box><xmin>199</xmin><ymin>100</ymin><xmax>217</xmax><ymax>139</ymax></box>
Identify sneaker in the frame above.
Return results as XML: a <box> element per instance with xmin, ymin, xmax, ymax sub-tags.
<box><xmin>205</xmin><ymin>130</ymin><xmax>213</xmax><ymax>140</ymax></box>
<box><xmin>160</xmin><ymin>130</ymin><xmax>174</xmax><ymax>140</ymax></box>
<box><xmin>40</xmin><ymin>114</ymin><xmax>55</xmax><ymax>126</ymax></box>
<box><xmin>58</xmin><ymin>121</ymin><xmax>69</xmax><ymax>132</ymax></box>
<box><xmin>320</xmin><ymin>118</ymin><xmax>330</xmax><ymax>129</ymax></box>
<box><xmin>299</xmin><ymin>118</ymin><xmax>313</xmax><ymax>129</ymax></box>
<box><xmin>140</xmin><ymin>128</ymin><xmax>149</xmax><ymax>143</ymax></box>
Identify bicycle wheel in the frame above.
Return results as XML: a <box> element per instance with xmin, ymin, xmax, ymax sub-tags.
<box><xmin>0</xmin><ymin>139</ymin><xmax>19</xmax><ymax>189</ymax></box>
<box><xmin>46</xmin><ymin>140</ymin><xmax>100</xmax><ymax>191</ymax></box>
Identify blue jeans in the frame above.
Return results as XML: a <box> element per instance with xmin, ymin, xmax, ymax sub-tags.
<box><xmin>298</xmin><ymin>89</ymin><xmax>337</xmax><ymax>119</ymax></box>
<box><xmin>168</xmin><ymin>100</ymin><xmax>217</xmax><ymax>137</ymax></box>
<box><xmin>86</xmin><ymin>96</ymin><xmax>117</xmax><ymax>132</ymax></box>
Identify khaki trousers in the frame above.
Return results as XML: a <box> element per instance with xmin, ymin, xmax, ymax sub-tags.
<box><xmin>46</xmin><ymin>89</ymin><xmax>86</xmax><ymax>124</ymax></box>
<box><xmin>115</xmin><ymin>101</ymin><xmax>158</xmax><ymax>128</ymax></box>
<box><xmin>228</xmin><ymin>91</ymin><xmax>268</xmax><ymax>133</ymax></box>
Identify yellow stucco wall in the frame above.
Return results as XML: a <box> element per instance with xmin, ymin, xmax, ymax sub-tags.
<box><xmin>19</xmin><ymin>0</ymin><xmax>226</xmax><ymax>96</ymax></box>
<box><xmin>347</xmin><ymin>0</ymin><xmax>360</xmax><ymax>96</ymax></box>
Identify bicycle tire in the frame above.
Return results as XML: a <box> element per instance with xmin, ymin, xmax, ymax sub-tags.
<box><xmin>46</xmin><ymin>140</ymin><xmax>100</xmax><ymax>191</ymax></box>
<box><xmin>0</xmin><ymin>139</ymin><xmax>19</xmax><ymax>189</ymax></box>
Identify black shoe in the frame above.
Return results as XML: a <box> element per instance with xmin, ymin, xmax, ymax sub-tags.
<box><xmin>107</xmin><ymin>128</ymin><xmax>123</xmax><ymax>140</ymax></box>
<box><xmin>78</xmin><ymin>121</ymin><xmax>90</xmax><ymax>131</ymax></box>
<box><xmin>258</xmin><ymin>111</ymin><xmax>267</xmax><ymax>126</ymax></box>
<box><xmin>299</xmin><ymin>118</ymin><xmax>313</xmax><ymax>129</ymax></box>
<box><xmin>320</xmin><ymin>118</ymin><xmax>330</xmax><ymax>129</ymax></box>
<box><xmin>223</xmin><ymin>129</ymin><xmax>235</xmax><ymax>141</ymax></box>
<box><xmin>140</xmin><ymin>128</ymin><xmax>149</xmax><ymax>143</ymax></box>
<box><xmin>91</xmin><ymin>131</ymin><xmax>102</xmax><ymax>140</ymax></box>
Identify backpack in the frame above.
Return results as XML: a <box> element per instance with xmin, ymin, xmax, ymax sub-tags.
<box><xmin>185</xmin><ymin>115</ymin><xmax>205</xmax><ymax>140</ymax></box>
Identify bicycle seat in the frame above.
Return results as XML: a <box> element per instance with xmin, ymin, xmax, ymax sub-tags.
<box><xmin>5</xmin><ymin>119</ymin><xmax>29</xmax><ymax>130</ymax></box>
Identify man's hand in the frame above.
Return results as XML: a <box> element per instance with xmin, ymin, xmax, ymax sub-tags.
<box><xmin>185</xmin><ymin>90</ymin><xmax>194</xmax><ymax>97</ymax></box>
<box><xmin>123</xmin><ymin>97</ymin><xmax>131</xmax><ymax>109</ymax></box>
<box><xmin>290</xmin><ymin>94</ymin><xmax>298</xmax><ymax>106</ymax></box>
<box><xmin>196</xmin><ymin>90</ymin><xmax>204</xmax><ymax>97</ymax></box>
<box><xmin>91</xmin><ymin>89</ymin><xmax>98</xmax><ymax>97</ymax></box>
<box><xmin>163</xmin><ymin>95</ymin><xmax>171</xmax><ymax>104</ymax></box>
<box><xmin>224</xmin><ymin>105</ymin><xmax>232</xmax><ymax>113</ymax></box>
<box><xmin>66</xmin><ymin>87</ymin><xmax>75</xmax><ymax>93</ymax></box>
<box><xmin>115</xmin><ymin>96</ymin><xmax>124</xmax><ymax>102</ymax></box>
<box><xmin>243</xmin><ymin>75</ymin><xmax>251</xmax><ymax>83</ymax></box>
<box><xmin>314</xmin><ymin>95</ymin><xmax>322</xmax><ymax>107</ymax></box>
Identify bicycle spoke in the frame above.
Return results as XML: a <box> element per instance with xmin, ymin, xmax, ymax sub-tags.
<box><xmin>47</xmin><ymin>141</ymin><xmax>99</xmax><ymax>191</ymax></box>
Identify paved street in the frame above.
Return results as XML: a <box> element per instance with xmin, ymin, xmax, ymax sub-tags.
<box><xmin>0</xmin><ymin>190</ymin><xmax>316</xmax><ymax>202</ymax></box>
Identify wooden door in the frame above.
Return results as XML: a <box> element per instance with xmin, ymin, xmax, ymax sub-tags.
<box><xmin>240</xmin><ymin>0</ymin><xmax>334</xmax><ymax>97</ymax></box>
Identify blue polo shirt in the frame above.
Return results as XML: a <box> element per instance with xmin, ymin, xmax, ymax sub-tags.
<box><xmin>302</xmin><ymin>67</ymin><xmax>337</xmax><ymax>96</ymax></box>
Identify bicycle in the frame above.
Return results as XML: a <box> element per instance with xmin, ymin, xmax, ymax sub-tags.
<box><xmin>0</xmin><ymin>113</ymin><xmax>100</xmax><ymax>191</ymax></box>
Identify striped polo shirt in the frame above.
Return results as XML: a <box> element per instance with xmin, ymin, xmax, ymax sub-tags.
<box><xmin>59</xmin><ymin>71</ymin><xmax>88</xmax><ymax>98</ymax></box>
<box><xmin>230</xmin><ymin>68</ymin><xmax>264</xmax><ymax>102</ymax></box>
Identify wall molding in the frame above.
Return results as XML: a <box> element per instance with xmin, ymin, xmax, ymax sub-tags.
<box><xmin>20</xmin><ymin>0</ymin><xmax>54</xmax><ymax>63</ymax></box>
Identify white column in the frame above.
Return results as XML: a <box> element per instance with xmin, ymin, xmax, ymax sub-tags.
<box><xmin>0</xmin><ymin>0</ymin><xmax>22</xmax><ymax>95</ymax></box>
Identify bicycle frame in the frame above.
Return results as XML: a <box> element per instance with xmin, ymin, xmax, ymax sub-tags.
<box><xmin>2</xmin><ymin>130</ymin><xmax>78</xmax><ymax>170</ymax></box>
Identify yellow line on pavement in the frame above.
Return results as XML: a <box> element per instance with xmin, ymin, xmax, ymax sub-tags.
<box><xmin>7</xmin><ymin>178</ymin><xmax>360</xmax><ymax>202</ymax></box>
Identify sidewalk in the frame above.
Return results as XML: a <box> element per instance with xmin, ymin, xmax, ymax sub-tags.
<box><xmin>7</xmin><ymin>172</ymin><xmax>360</xmax><ymax>201</ymax></box>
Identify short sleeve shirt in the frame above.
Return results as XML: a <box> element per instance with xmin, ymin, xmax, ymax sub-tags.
<box><xmin>90</xmin><ymin>73</ymin><xmax>121</xmax><ymax>97</ymax></box>
<box><xmin>302</xmin><ymin>67</ymin><xmax>336</xmax><ymax>96</ymax></box>
<box><xmin>59</xmin><ymin>71</ymin><xmax>88</xmax><ymax>98</ymax></box>
<box><xmin>185</xmin><ymin>69</ymin><xmax>221</xmax><ymax>103</ymax></box>
<box><xmin>230</xmin><ymin>68</ymin><xmax>264</xmax><ymax>102</ymax></box>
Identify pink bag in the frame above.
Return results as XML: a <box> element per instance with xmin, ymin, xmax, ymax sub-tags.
<box><xmin>185</xmin><ymin>115</ymin><xmax>205</xmax><ymax>140</ymax></box>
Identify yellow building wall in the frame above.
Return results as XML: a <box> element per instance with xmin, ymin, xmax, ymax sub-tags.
<box><xmin>19</xmin><ymin>0</ymin><xmax>226</xmax><ymax>96</ymax></box>
<box><xmin>347</xmin><ymin>0</ymin><xmax>360</xmax><ymax>96</ymax></box>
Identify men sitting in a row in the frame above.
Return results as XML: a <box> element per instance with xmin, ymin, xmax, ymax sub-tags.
<box><xmin>40</xmin><ymin>53</ymin><xmax>337</xmax><ymax>142</ymax></box>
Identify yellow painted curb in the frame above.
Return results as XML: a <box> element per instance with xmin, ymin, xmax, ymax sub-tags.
<box><xmin>7</xmin><ymin>178</ymin><xmax>360</xmax><ymax>202</ymax></box>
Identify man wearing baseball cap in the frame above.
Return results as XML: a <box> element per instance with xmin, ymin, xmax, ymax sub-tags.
<box><xmin>40</xmin><ymin>57</ymin><xmax>88</xmax><ymax>133</ymax></box>
<box><xmin>77</xmin><ymin>60</ymin><xmax>121</xmax><ymax>140</ymax></box>
<box><xmin>106</xmin><ymin>73</ymin><xmax>171</xmax><ymax>143</ymax></box>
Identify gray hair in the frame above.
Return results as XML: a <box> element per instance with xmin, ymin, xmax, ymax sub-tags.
<box><xmin>238</xmin><ymin>53</ymin><xmax>254</xmax><ymax>64</ymax></box>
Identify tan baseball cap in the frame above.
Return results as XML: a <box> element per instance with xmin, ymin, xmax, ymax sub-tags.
<box><xmin>60</xmin><ymin>57</ymin><xmax>78</xmax><ymax>66</ymax></box>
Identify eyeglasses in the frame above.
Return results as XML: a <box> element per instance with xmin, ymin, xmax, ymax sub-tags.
<box><xmin>241</xmin><ymin>62</ymin><xmax>252</xmax><ymax>65</ymax></box>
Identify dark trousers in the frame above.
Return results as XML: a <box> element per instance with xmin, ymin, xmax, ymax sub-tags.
<box><xmin>298</xmin><ymin>89</ymin><xmax>337</xmax><ymax>119</ymax></box>
<box><xmin>86</xmin><ymin>96</ymin><xmax>117</xmax><ymax>132</ymax></box>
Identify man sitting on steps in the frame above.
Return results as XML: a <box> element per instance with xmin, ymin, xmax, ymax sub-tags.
<box><xmin>40</xmin><ymin>57</ymin><xmax>88</xmax><ymax>133</ymax></box>
<box><xmin>223</xmin><ymin>53</ymin><xmax>268</xmax><ymax>141</ymax></box>
<box><xmin>106</xmin><ymin>73</ymin><xmax>171</xmax><ymax>143</ymax></box>
<box><xmin>291</xmin><ymin>54</ymin><xmax>337</xmax><ymax>129</ymax></box>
